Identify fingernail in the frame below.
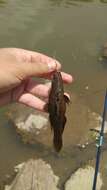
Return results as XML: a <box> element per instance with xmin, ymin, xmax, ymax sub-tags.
<box><xmin>54</xmin><ymin>60</ymin><xmax>61</xmax><ymax>70</ymax></box>
<box><xmin>48</xmin><ymin>61</ymin><xmax>57</xmax><ymax>72</ymax></box>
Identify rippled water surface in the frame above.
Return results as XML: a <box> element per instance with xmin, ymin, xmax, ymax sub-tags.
<box><xmin>0</xmin><ymin>0</ymin><xmax>107</xmax><ymax>189</ymax></box>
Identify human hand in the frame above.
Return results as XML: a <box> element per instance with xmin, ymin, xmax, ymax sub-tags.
<box><xmin>0</xmin><ymin>48</ymin><xmax>73</xmax><ymax>111</ymax></box>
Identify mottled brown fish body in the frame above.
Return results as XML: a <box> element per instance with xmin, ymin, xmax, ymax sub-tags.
<box><xmin>48</xmin><ymin>71</ymin><xmax>69</xmax><ymax>152</ymax></box>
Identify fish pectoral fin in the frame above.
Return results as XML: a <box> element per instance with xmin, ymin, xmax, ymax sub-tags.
<box><xmin>63</xmin><ymin>94</ymin><xmax>70</xmax><ymax>104</ymax></box>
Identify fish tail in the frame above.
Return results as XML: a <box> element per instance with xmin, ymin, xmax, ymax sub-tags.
<box><xmin>53</xmin><ymin>130</ymin><xmax>62</xmax><ymax>152</ymax></box>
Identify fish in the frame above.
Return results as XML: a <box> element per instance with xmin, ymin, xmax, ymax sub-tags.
<box><xmin>48</xmin><ymin>71</ymin><xmax>70</xmax><ymax>152</ymax></box>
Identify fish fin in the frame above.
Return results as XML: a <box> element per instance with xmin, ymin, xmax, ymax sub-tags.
<box><xmin>63</xmin><ymin>94</ymin><xmax>70</xmax><ymax>104</ymax></box>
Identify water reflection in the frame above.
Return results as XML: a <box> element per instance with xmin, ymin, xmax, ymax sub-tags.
<box><xmin>49</xmin><ymin>0</ymin><xmax>107</xmax><ymax>6</ymax></box>
<box><xmin>0</xmin><ymin>0</ymin><xmax>6</xmax><ymax>5</ymax></box>
<box><xmin>49</xmin><ymin>0</ymin><xmax>94</xmax><ymax>7</ymax></box>
<box><xmin>100</xmin><ymin>0</ymin><xmax>107</xmax><ymax>3</ymax></box>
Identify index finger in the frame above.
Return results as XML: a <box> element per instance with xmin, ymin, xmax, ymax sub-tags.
<box><xmin>38</xmin><ymin>71</ymin><xmax>73</xmax><ymax>84</ymax></box>
<box><xmin>10</xmin><ymin>48</ymin><xmax>61</xmax><ymax>70</ymax></box>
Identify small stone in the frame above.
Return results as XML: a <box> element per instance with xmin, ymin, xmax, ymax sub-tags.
<box><xmin>96</xmin><ymin>136</ymin><xmax>99</xmax><ymax>140</ymax></box>
<box><xmin>14</xmin><ymin>163</ymin><xmax>24</xmax><ymax>173</ymax></box>
<box><xmin>85</xmin><ymin>86</ymin><xmax>89</xmax><ymax>90</ymax></box>
<box><xmin>98</xmin><ymin>57</ymin><xmax>103</xmax><ymax>61</ymax></box>
<box><xmin>81</xmin><ymin>144</ymin><xmax>85</xmax><ymax>148</ymax></box>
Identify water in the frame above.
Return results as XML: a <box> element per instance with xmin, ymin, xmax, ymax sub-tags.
<box><xmin>0</xmin><ymin>0</ymin><xmax>107</xmax><ymax>189</ymax></box>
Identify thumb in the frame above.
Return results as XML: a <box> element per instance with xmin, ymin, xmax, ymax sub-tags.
<box><xmin>21</xmin><ymin>60</ymin><xmax>61</xmax><ymax>78</ymax></box>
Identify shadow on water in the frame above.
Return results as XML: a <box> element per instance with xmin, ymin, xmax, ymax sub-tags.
<box><xmin>100</xmin><ymin>0</ymin><xmax>107</xmax><ymax>3</ymax></box>
<box><xmin>49</xmin><ymin>0</ymin><xmax>94</xmax><ymax>7</ymax></box>
<box><xmin>0</xmin><ymin>0</ymin><xmax>6</xmax><ymax>5</ymax></box>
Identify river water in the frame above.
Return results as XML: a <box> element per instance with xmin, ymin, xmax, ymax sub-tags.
<box><xmin>0</xmin><ymin>0</ymin><xmax>107</xmax><ymax>189</ymax></box>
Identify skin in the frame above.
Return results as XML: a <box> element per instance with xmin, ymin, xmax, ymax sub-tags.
<box><xmin>0</xmin><ymin>48</ymin><xmax>73</xmax><ymax>111</ymax></box>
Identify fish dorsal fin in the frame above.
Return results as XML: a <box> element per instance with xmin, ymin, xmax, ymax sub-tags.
<box><xmin>63</xmin><ymin>94</ymin><xmax>70</xmax><ymax>104</ymax></box>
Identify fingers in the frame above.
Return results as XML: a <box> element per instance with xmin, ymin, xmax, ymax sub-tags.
<box><xmin>61</xmin><ymin>72</ymin><xmax>73</xmax><ymax>84</ymax></box>
<box><xmin>26</xmin><ymin>75</ymin><xmax>73</xmax><ymax>98</ymax></box>
<box><xmin>20</xmin><ymin>50</ymin><xmax>73</xmax><ymax>83</ymax></box>
<box><xmin>1</xmin><ymin>48</ymin><xmax>73</xmax><ymax>83</ymax></box>
<box><xmin>36</xmin><ymin>71</ymin><xmax>73</xmax><ymax>84</ymax></box>
<box><xmin>18</xmin><ymin>93</ymin><xmax>47</xmax><ymax>112</ymax></box>
<box><xmin>0</xmin><ymin>89</ymin><xmax>70</xmax><ymax>112</ymax></box>
<box><xmin>7</xmin><ymin>48</ymin><xmax>61</xmax><ymax>77</ymax></box>
<box><xmin>8</xmin><ymin>48</ymin><xmax>61</xmax><ymax>70</ymax></box>
<box><xmin>26</xmin><ymin>79</ymin><xmax>51</xmax><ymax>98</ymax></box>
<box><xmin>25</xmin><ymin>79</ymin><xmax>71</xmax><ymax>110</ymax></box>
<box><xmin>21</xmin><ymin>59</ymin><xmax>61</xmax><ymax>79</ymax></box>
<box><xmin>26</xmin><ymin>50</ymin><xmax>61</xmax><ymax>71</ymax></box>
<box><xmin>0</xmin><ymin>87</ymin><xmax>47</xmax><ymax>111</ymax></box>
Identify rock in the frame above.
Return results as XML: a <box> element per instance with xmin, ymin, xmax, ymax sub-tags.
<box><xmin>65</xmin><ymin>166</ymin><xmax>103</xmax><ymax>190</ymax></box>
<box><xmin>6</xmin><ymin>104</ymin><xmax>50</xmax><ymax>145</ymax></box>
<box><xmin>17</xmin><ymin>114</ymin><xmax>48</xmax><ymax>131</ymax></box>
<box><xmin>14</xmin><ymin>163</ymin><xmax>25</xmax><ymax>173</ymax></box>
<box><xmin>14</xmin><ymin>113</ymin><xmax>49</xmax><ymax>144</ymax></box>
<box><xmin>95</xmin><ymin>120</ymin><xmax>107</xmax><ymax>134</ymax></box>
<box><xmin>5</xmin><ymin>159</ymin><xmax>59</xmax><ymax>190</ymax></box>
